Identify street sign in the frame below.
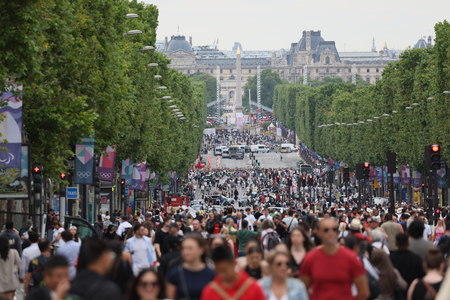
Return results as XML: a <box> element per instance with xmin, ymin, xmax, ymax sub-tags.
<box><xmin>125</xmin><ymin>188</ymin><xmax>129</xmax><ymax>196</ymax></box>
<box><xmin>67</xmin><ymin>187</ymin><xmax>78</xmax><ymax>199</ymax></box>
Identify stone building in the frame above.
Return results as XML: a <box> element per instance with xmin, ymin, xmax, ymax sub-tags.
<box><xmin>163</xmin><ymin>31</ymin><xmax>400</xmax><ymax>100</ymax></box>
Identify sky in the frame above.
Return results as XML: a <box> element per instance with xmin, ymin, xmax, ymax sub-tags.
<box><xmin>143</xmin><ymin>0</ymin><xmax>450</xmax><ymax>52</ymax></box>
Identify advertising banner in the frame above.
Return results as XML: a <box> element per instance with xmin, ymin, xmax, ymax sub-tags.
<box><xmin>121</xmin><ymin>158</ymin><xmax>133</xmax><ymax>186</ymax></box>
<box><xmin>236</xmin><ymin>113</ymin><xmax>243</xmax><ymax>128</ymax></box>
<box><xmin>98</xmin><ymin>145</ymin><xmax>116</xmax><ymax>182</ymax></box>
<box><xmin>437</xmin><ymin>159</ymin><xmax>447</xmax><ymax>188</ymax></box>
<box><xmin>74</xmin><ymin>136</ymin><xmax>95</xmax><ymax>184</ymax></box>
<box><xmin>0</xmin><ymin>82</ymin><xmax>22</xmax><ymax>169</ymax></box>
<box><xmin>401</xmin><ymin>165</ymin><xmax>410</xmax><ymax>186</ymax></box>
<box><xmin>132</xmin><ymin>162</ymin><xmax>146</xmax><ymax>191</ymax></box>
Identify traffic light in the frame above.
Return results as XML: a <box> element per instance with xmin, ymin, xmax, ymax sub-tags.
<box><xmin>387</xmin><ymin>152</ymin><xmax>397</xmax><ymax>174</ymax></box>
<box><xmin>308</xmin><ymin>175</ymin><xmax>313</xmax><ymax>186</ymax></box>
<box><xmin>277</xmin><ymin>176</ymin><xmax>280</xmax><ymax>183</ymax></box>
<box><xmin>422</xmin><ymin>183</ymin><xmax>425</xmax><ymax>194</ymax></box>
<box><xmin>60</xmin><ymin>172</ymin><xmax>67</xmax><ymax>180</ymax></box>
<box><xmin>302</xmin><ymin>176</ymin><xmax>306</xmax><ymax>187</ymax></box>
<box><xmin>120</xmin><ymin>179</ymin><xmax>126</xmax><ymax>201</ymax></box>
<box><xmin>33</xmin><ymin>163</ymin><xmax>43</xmax><ymax>205</ymax></box>
<box><xmin>33</xmin><ymin>163</ymin><xmax>43</xmax><ymax>194</ymax></box>
<box><xmin>431</xmin><ymin>145</ymin><xmax>441</xmax><ymax>170</ymax></box>
<box><xmin>435</xmin><ymin>208</ymin><xmax>441</xmax><ymax>225</ymax></box>
<box><xmin>343</xmin><ymin>167</ymin><xmax>350</xmax><ymax>183</ymax></box>
<box><xmin>363</xmin><ymin>162</ymin><xmax>370</xmax><ymax>179</ymax></box>
<box><xmin>288</xmin><ymin>178</ymin><xmax>292</xmax><ymax>186</ymax></box>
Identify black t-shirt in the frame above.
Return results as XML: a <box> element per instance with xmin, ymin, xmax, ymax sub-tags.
<box><xmin>155</xmin><ymin>229</ymin><xmax>170</xmax><ymax>256</ymax></box>
<box><xmin>275</xmin><ymin>221</ymin><xmax>287</xmax><ymax>239</ymax></box>
<box><xmin>254</xmin><ymin>212</ymin><xmax>262</xmax><ymax>220</ymax></box>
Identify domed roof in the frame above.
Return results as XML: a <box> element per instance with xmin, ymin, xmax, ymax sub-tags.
<box><xmin>296</xmin><ymin>30</ymin><xmax>324</xmax><ymax>52</ymax></box>
<box><xmin>167</xmin><ymin>35</ymin><xmax>193</xmax><ymax>52</ymax></box>
<box><xmin>414</xmin><ymin>38</ymin><xmax>428</xmax><ymax>49</ymax></box>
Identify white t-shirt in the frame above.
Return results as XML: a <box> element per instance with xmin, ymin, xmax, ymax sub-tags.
<box><xmin>245</xmin><ymin>214</ymin><xmax>256</xmax><ymax>231</ymax></box>
<box><xmin>52</xmin><ymin>227</ymin><xmax>65</xmax><ymax>247</ymax></box>
<box><xmin>423</xmin><ymin>224</ymin><xmax>432</xmax><ymax>240</ymax></box>
<box><xmin>133</xmin><ymin>237</ymin><xmax>150</xmax><ymax>275</ymax></box>
<box><xmin>258</xmin><ymin>215</ymin><xmax>273</xmax><ymax>222</ymax></box>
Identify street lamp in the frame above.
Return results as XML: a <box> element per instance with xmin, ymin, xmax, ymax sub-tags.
<box><xmin>367</xmin><ymin>119</ymin><xmax>373</xmax><ymax>122</ymax></box>
<box><xmin>126</xmin><ymin>13</ymin><xmax>138</xmax><ymax>18</ymax></box>
<box><xmin>405</xmin><ymin>107</ymin><xmax>413</xmax><ymax>110</ymax></box>
<box><xmin>392</xmin><ymin>111</ymin><xmax>398</xmax><ymax>113</ymax></box>
<box><xmin>373</xmin><ymin>116</ymin><xmax>380</xmax><ymax>119</ymax></box>
<box><xmin>358</xmin><ymin>121</ymin><xmax>364</xmax><ymax>124</ymax></box>
<box><xmin>167</xmin><ymin>100</ymin><xmax>174</xmax><ymax>103</ymax></box>
<box><xmin>169</xmin><ymin>105</ymin><xmax>177</xmax><ymax>108</ymax></box>
<box><xmin>142</xmin><ymin>46</ymin><xmax>154</xmax><ymax>51</ymax></box>
<box><xmin>124</xmin><ymin>30</ymin><xmax>142</xmax><ymax>35</ymax></box>
<box><xmin>347</xmin><ymin>124</ymin><xmax>353</xmax><ymax>126</ymax></box>
<box><xmin>148</xmin><ymin>63</ymin><xmax>158</xmax><ymax>67</ymax></box>
<box><xmin>155</xmin><ymin>86</ymin><xmax>167</xmax><ymax>90</ymax></box>
<box><xmin>444</xmin><ymin>91</ymin><xmax>450</xmax><ymax>94</ymax></box>
<box><xmin>159</xmin><ymin>96</ymin><xmax>171</xmax><ymax>100</ymax></box>
<box><xmin>382</xmin><ymin>114</ymin><xmax>391</xmax><ymax>117</ymax></box>
<box><xmin>179</xmin><ymin>117</ymin><xmax>186</xmax><ymax>120</ymax></box>
<box><xmin>353</xmin><ymin>123</ymin><xmax>358</xmax><ymax>125</ymax></box>
<box><xmin>341</xmin><ymin>123</ymin><xmax>346</xmax><ymax>125</ymax></box>
<box><xmin>154</xmin><ymin>75</ymin><xmax>162</xmax><ymax>79</ymax></box>
<box><xmin>412</xmin><ymin>103</ymin><xmax>419</xmax><ymax>106</ymax></box>
<box><xmin>428</xmin><ymin>97</ymin><xmax>435</xmax><ymax>101</ymax></box>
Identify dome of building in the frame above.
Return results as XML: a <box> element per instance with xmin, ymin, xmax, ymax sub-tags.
<box><xmin>296</xmin><ymin>30</ymin><xmax>324</xmax><ymax>52</ymax></box>
<box><xmin>167</xmin><ymin>35</ymin><xmax>193</xmax><ymax>52</ymax></box>
<box><xmin>414</xmin><ymin>38</ymin><xmax>428</xmax><ymax>49</ymax></box>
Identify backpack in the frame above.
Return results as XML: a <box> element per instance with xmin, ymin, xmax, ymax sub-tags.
<box><xmin>121</xmin><ymin>227</ymin><xmax>131</xmax><ymax>241</ymax></box>
<box><xmin>263</xmin><ymin>231</ymin><xmax>280</xmax><ymax>252</ymax></box>
<box><xmin>2</xmin><ymin>231</ymin><xmax>17</xmax><ymax>252</ymax></box>
<box><xmin>31</xmin><ymin>256</ymin><xmax>48</xmax><ymax>288</ymax></box>
<box><xmin>437</xmin><ymin>235</ymin><xmax>450</xmax><ymax>258</ymax></box>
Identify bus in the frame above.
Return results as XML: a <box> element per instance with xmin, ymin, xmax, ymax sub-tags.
<box><xmin>229</xmin><ymin>146</ymin><xmax>239</xmax><ymax>158</ymax></box>
<box><xmin>300</xmin><ymin>164</ymin><xmax>312</xmax><ymax>175</ymax></box>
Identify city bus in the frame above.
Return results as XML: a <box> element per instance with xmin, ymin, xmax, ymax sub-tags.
<box><xmin>300</xmin><ymin>164</ymin><xmax>312</xmax><ymax>175</ymax></box>
<box><xmin>229</xmin><ymin>146</ymin><xmax>239</xmax><ymax>158</ymax></box>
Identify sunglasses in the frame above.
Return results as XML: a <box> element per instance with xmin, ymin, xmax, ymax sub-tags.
<box><xmin>323</xmin><ymin>227</ymin><xmax>339</xmax><ymax>233</ymax></box>
<box><xmin>139</xmin><ymin>281</ymin><xmax>160</xmax><ymax>289</ymax></box>
<box><xmin>275</xmin><ymin>261</ymin><xmax>289</xmax><ymax>267</ymax></box>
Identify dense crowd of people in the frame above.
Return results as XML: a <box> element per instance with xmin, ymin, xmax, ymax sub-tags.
<box><xmin>1</xmin><ymin>132</ymin><xmax>450</xmax><ymax>300</ymax></box>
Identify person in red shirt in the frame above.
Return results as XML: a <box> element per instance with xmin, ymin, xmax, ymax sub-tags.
<box><xmin>200</xmin><ymin>245</ymin><xmax>265</xmax><ymax>300</ymax></box>
<box><xmin>299</xmin><ymin>218</ymin><xmax>370</xmax><ymax>300</ymax></box>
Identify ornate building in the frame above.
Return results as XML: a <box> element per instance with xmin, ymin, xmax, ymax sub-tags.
<box><xmin>163</xmin><ymin>31</ymin><xmax>400</xmax><ymax>100</ymax></box>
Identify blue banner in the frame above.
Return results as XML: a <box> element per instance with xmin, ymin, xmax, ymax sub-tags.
<box><xmin>74</xmin><ymin>136</ymin><xmax>94</xmax><ymax>184</ymax></box>
<box><xmin>121</xmin><ymin>158</ymin><xmax>133</xmax><ymax>186</ymax></box>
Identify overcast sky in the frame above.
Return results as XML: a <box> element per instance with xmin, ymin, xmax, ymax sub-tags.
<box><xmin>144</xmin><ymin>0</ymin><xmax>449</xmax><ymax>52</ymax></box>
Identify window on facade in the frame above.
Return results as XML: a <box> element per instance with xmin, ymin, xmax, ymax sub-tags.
<box><xmin>358</xmin><ymin>68</ymin><xmax>360</xmax><ymax>72</ymax></box>
<box><xmin>187</xmin><ymin>70</ymin><xmax>190</xmax><ymax>74</ymax></box>
<box><xmin>210</xmin><ymin>69</ymin><xmax>213</xmax><ymax>74</ymax></box>
<box><xmin>197</xmin><ymin>69</ymin><xmax>200</xmax><ymax>73</ymax></box>
<box><xmin>366</xmin><ymin>77</ymin><xmax>370</xmax><ymax>83</ymax></box>
<box><xmin>249</xmin><ymin>69</ymin><xmax>252</xmax><ymax>73</ymax></box>
<box><xmin>187</xmin><ymin>60</ymin><xmax>191</xmax><ymax>66</ymax></box>
<box><xmin>326</xmin><ymin>57</ymin><xmax>330</xmax><ymax>64</ymax></box>
<box><xmin>367</xmin><ymin>68</ymin><xmax>370</xmax><ymax>73</ymax></box>
<box><xmin>348</xmin><ymin>68</ymin><xmax>351</xmax><ymax>72</ymax></box>
<box><xmin>326</xmin><ymin>68</ymin><xmax>329</xmax><ymax>73</ymax></box>
<box><xmin>301</xmin><ymin>57</ymin><xmax>306</xmax><ymax>64</ymax></box>
<box><xmin>178</xmin><ymin>59</ymin><xmax>182</xmax><ymax>65</ymax></box>
<box><xmin>376</xmin><ymin>68</ymin><xmax>379</xmax><ymax>73</ymax></box>
<box><xmin>316</xmin><ymin>69</ymin><xmax>319</xmax><ymax>73</ymax></box>
<box><xmin>220</xmin><ymin>69</ymin><xmax>223</xmax><ymax>73</ymax></box>
<box><xmin>337</xmin><ymin>68</ymin><xmax>340</xmax><ymax>73</ymax></box>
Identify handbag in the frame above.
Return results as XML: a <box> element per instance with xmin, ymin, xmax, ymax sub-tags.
<box><xmin>178</xmin><ymin>265</ymin><xmax>191</xmax><ymax>300</ymax></box>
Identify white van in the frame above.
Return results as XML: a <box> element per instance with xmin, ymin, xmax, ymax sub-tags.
<box><xmin>281</xmin><ymin>143</ymin><xmax>297</xmax><ymax>152</ymax></box>
<box><xmin>214</xmin><ymin>146</ymin><xmax>224</xmax><ymax>156</ymax></box>
<box><xmin>222</xmin><ymin>148</ymin><xmax>230</xmax><ymax>158</ymax></box>
<box><xmin>257</xmin><ymin>144</ymin><xmax>269</xmax><ymax>153</ymax></box>
<box><xmin>250</xmin><ymin>145</ymin><xmax>259</xmax><ymax>153</ymax></box>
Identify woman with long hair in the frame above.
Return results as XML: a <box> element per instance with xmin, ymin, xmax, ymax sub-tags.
<box><xmin>166</xmin><ymin>233</ymin><xmax>215</xmax><ymax>300</ymax></box>
<box><xmin>126</xmin><ymin>269</ymin><xmax>164</xmax><ymax>300</ymax></box>
<box><xmin>143</xmin><ymin>221</ymin><xmax>155</xmax><ymax>244</ymax></box>
<box><xmin>69</xmin><ymin>225</ymin><xmax>81</xmax><ymax>243</ymax></box>
<box><xmin>286</xmin><ymin>227</ymin><xmax>313</xmax><ymax>277</ymax></box>
<box><xmin>51</xmin><ymin>221</ymin><xmax>65</xmax><ymax>253</ymax></box>
<box><xmin>212</xmin><ymin>214</ymin><xmax>222</xmax><ymax>234</ymax></box>
<box><xmin>104</xmin><ymin>224</ymin><xmax>117</xmax><ymax>240</ymax></box>
<box><xmin>236</xmin><ymin>239</ymin><xmax>270</xmax><ymax>278</ymax></box>
<box><xmin>259</xmin><ymin>246</ymin><xmax>309</xmax><ymax>300</ymax></box>
<box><xmin>433</xmin><ymin>219</ymin><xmax>445</xmax><ymax>243</ymax></box>
<box><xmin>0</xmin><ymin>236</ymin><xmax>21</xmax><ymax>300</ymax></box>
<box><xmin>94</xmin><ymin>214</ymin><xmax>104</xmax><ymax>237</ymax></box>
<box><xmin>219</xmin><ymin>228</ymin><xmax>235</xmax><ymax>256</ymax></box>
<box><xmin>371</xmin><ymin>249</ymin><xmax>407</xmax><ymax>300</ymax></box>
<box><xmin>108</xmin><ymin>240</ymin><xmax>134</xmax><ymax>296</ymax></box>
<box><xmin>407</xmin><ymin>247</ymin><xmax>445</xmax><ymax>300</ymax></box>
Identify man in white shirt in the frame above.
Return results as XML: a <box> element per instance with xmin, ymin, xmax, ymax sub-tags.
<box><xmin>19</xmin><ymin>231</ymin><xmax>41</xmax><ymax>281</ymax></box>
<box><xmin>245</xmin><ymin>208</ymin><xmax>256</xmax><ymax>231</ymax></box>
<box><xmin>117</xmin><ymin>215</ymin><xmax>132</xmax><ymax>238</ymax></box>
<box><xmin>258</xmin><ymin>208</ymin><xmax>273</xmax><ymax>222</ymax></box>
<box><xmin>236</xmin><ymin>212</ymin><xmax>244</xmax><ymax>230</ymax></box>
<box><xmin>419</xmin><ymin>215</ymin><xmax>432</xmax><ymax>241</ymax></box>
<box><xmin>125</xmin><ymin>224</ymin><xmax>157</xmax><ymax>275</ymax></box>
<box><xmin>282</xmin><ymin>210</ymin><xmax>298</xmax><ymax>233</ymax></box>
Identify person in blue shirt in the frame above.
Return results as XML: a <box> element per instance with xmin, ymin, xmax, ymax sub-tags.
<box><xmin>57</xmin><ymin>230</ymin><xmax>81</xmax><ymax>280</ymax></box>
<box><xmin>124</xmin><ymin>223</ymin><xmax>157</xmax><ymax>275</ymax></box>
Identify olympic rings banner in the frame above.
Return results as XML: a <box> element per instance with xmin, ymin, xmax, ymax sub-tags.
<box><xmin>132</xmin><ymin>162</ymin><xmax>146</xmax><ymax>191</ymax></box>
<box><xmin>74</xmin><ymin>136</ymin><xmax>95</xmax><ymax>184</ymax></box>
<box><xmin>98</xmin><ymin>145</ymin><xmax>116</xmax><ymax>182</ymax></box>
<box><xmin>121</xmin><ymin>158</ymin><xmax>133</xmax><ymax>186</ymax></box>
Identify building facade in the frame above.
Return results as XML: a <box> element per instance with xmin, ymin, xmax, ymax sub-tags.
<box><xmin>162</xmin><ymin>31</ymin><xmax>403</xmax><ymax>100</ymax></box>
